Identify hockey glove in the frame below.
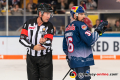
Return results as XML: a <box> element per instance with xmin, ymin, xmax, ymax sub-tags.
<box><xmin>95</xmin><ymin>21</ymin><xmax>108</xmax><ymax>36</ymax></box>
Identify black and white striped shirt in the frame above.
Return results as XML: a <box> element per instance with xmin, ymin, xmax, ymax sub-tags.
<box><xmin>19</xmin><ymin>17</ymin><xmax>54</xmax><ymax>56</ymax></box>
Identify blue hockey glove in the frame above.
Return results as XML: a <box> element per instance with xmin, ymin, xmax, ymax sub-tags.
<box><xmin>95</xmin><ymin>21</ymin><xmax>108</xmax><ymax>36</ymax></box>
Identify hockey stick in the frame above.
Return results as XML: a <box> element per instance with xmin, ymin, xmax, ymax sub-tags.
<box><xmin>62</xmin><ymin>68</ymin><xmax>72</xmax><ymax>80</ymax></box>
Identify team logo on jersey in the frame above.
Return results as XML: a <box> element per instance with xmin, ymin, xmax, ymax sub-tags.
<box><xmin>29</xmin><ymin>26</ymin><xmax>36</xmax><ymax>30</ymax></box>
<box><xmin>65</xmin><ymin>24</ymin><xmax>75</xmax><ymax>31</ymax></box>
<box><xmin>24</xmin><ymin>24</ymin><xmax>26</xmax><ymax>28</ymax></box>
<box><xmin>42</xmin><ymin>28</ymin><xmax>45</xmax><ymax>31</ymax></box>
<box><xmin>85</xmin><ymin>30</ymin><xmax>91</xmax><ymax>36</ymax></box>
<box><xmin>51</xmin><ymin>29</ymin><xmax>53</xmax><ymax>33</ymax></box>
<box><xmin>81</xmin><ymin>25</ymin><xmax>87</xmax><ymax>30</ymax></box>
<box><xmin>40</xmin><ymin>26</ymin><xmax>48</xmax><ymax>34</ymax></box>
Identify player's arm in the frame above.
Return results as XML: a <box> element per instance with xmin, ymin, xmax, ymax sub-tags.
<box><xmin>40</xmin><ymin>24</ymin><xmax>54</xmax><ymax>49</ymax></box>
<box><xmin>78</xmin><ymin>21</ymin><xmax>108</xmax><ymax>46</ymax></box>
<box><xmin>62</xmin><ymin>34</ymin><xmax>68</xmax><ymax>55</ymax></box>
<box><xmin>19</xmin><ymin>22</ymin><xmax>35</xmax><ymax>49</ymax></box>
<box><xmin>78</xmin><ymin>23</ymin><xmax>99</xmax><ymax>46</ymax></box>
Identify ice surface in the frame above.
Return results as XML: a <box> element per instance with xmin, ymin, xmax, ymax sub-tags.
<box><xmin>0</xmin><ymin>60</ymin><xmax>120</xmax><ymax>80</ymax></box>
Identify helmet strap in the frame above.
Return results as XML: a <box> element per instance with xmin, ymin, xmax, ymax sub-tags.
<box><xmin>38</xmin><ymin>11</ymin><xmax>44</xmax><ymax>23</ymax></box>
<box><xmin>41</xmin><ymin>17</ymin><xmax>44</xmax><ymax>23</ymax></box>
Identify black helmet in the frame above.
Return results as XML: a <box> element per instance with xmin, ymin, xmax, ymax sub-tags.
<box><xmin>37</xmin><ymin>3</ymin><xmax>53</xmax><ymax>16</ymax></box>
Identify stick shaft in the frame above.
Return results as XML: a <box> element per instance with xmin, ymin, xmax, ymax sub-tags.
<box><xmin>62</xmin><ymin>68</ymin><xmax>72</xmax><ymax>80</ymax></box>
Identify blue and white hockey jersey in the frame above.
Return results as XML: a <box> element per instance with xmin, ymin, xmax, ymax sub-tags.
<box><xmin>63</xmin><ymin>21</ymin><xmax>99</xmax><ymax>68</ymax></box>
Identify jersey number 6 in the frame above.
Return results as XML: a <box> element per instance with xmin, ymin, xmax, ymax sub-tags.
<box><xmin>66</xmin><ymin>37</ymin><xmax>74</xmax><ymax>53</ymax></box>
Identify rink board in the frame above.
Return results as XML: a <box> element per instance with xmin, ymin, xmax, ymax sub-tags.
<box><xmin>0</xmin><ymin>34</ymin><xmax>120</xmax><ymax>60</ymax></box>
<box><xmin>0</xmin><ymin>55</ymin><xmax>120</xmax><ymax>60</ymax></box>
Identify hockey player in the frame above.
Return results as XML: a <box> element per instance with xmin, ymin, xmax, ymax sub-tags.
<box><xmin>63</xmin><ymin>6</ymin><xmax>108</xmax><ymax>80</ymax></box>
<box><xmin>19</xmin><ymin>3</ymin><xmax>54</xmax><ymax>80</ymax></box>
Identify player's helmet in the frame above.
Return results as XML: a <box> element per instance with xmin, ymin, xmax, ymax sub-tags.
<box><xmin>37</xmin><ymin>3</ymin><xmax>53</xmax><ymax>17</ymax></box>
<box><xmin>70</xmin><ymin>6</ymin><xmax>85</xmax><ymax>18</ymax></box>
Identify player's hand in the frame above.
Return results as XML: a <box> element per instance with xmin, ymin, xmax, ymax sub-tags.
<box><xmin>33</xmin><ymin>44</ymin><xmax>46</xmax><ymax>51</ymax></box>
<box><xmin>95</xmin><ymin>21</ymin><xmax>108</xmax><ymax>36</ymax></box>
<box><xmin>39</xmin><ymin>38</ymin><xmax>47</xmax><ymax>44</ymax></box>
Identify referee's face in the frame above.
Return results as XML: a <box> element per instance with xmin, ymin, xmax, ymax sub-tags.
<box><xmin>42</xmin><ymin>12</ymin><xmax>51</xmax><ymax>22</ymax></box>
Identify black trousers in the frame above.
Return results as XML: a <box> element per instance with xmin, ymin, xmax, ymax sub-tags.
<box><xmin>75</xmin><ymin>66</ymin><xmax>91</xmax><ymax>80</ymax></box>
<box><xmin>26</xmin><ymin>52</ymin><xmax>53</xmax><ymax>80</ymax></box>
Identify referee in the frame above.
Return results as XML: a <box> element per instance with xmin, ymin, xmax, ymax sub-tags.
<box><xmin>19</xmin><ymin>3</ymin><xmax>54</xmax><ymax>80</ymax></box>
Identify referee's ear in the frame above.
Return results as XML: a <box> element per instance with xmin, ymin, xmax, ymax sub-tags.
<box><xmin>39</xmin><ymin>11</ymin><xmax>42</xmax><ymax>17</ymax></box>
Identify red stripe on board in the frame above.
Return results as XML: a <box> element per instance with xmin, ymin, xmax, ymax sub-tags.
<box><xmin>116</xmin><ymin>55</ymin><xmax>120</xmax><ymax>60</ymax></box>
<box><xmin>0</xmin><ymin>55</ymin><xmax>120</xmax><ymax>60</ymax></box>
<box><xmin>3</xmin><ymin>55</ymin><xmax>23</xmax><ymax>59</ymax></box>
<box><xmin>52</xmin><ymin>55</ymin><xmax>58</xmax><ymax>59</ymax></box>
<box><xmin>93</xmin><ymin>55</ymin><xmax>100</xmax><ymax>60</ymax></box>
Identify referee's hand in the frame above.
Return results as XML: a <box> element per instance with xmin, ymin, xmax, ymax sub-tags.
<box><xmin>33</xmin><ymin>44</ymin><xmax>46</xmax><ymax>51</ymax></box>
<box><xmin>39</xmin><ymin>38</ymin><xmax>47</xmax><ymax>44</ymax></box>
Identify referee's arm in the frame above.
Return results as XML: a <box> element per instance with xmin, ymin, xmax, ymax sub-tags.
<box><xmin>40</xmin><ymin>24</ymin><xmax>54</xmax><ymax>49</ymax></box>
<box><xmin>19</xmin><ymin>22</ymin><xmax>35</xmax><ymax>49</ymax></box>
